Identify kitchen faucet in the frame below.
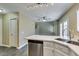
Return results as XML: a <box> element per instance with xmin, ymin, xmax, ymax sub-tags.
<box><xmin>63</xmin><ymin>28</ymin><xmax>74</xmax><ymax>40</ymax></box>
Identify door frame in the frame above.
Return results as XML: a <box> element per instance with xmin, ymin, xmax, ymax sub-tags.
<box><xmin>9</xmin><ymin>12</ymin><xmax>19</xmax><ymax>47</ymax></box>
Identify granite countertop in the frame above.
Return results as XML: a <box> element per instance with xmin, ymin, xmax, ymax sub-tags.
<box><xmin>25</xmin><ymin>35</ymin><xmax>79</xmax><ymax>55</ymax></box>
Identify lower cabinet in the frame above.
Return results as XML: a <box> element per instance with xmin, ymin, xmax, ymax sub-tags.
<box><xmin>54</xmin><ymin>42</ymin><xmax>70</xmax><ymax>56</ymax></box>
<box><xmin>54</xmin><ymin>49</ymin><xmax>68</xmax><ymax>56</ymax></box>
<box><xmin>43</xmin><ymin>47</ymin><xmax>54</xmax><ymax>56</ymax></box>
<box><xmin>43</xmin><ymin>41</ymin><xmax>77</xmax><ymax>56</ymax></box>
<box><xmin>43</xmin><ymin>42</ymin><xmax>54</xmax><ymax>56</ymax></box>
<box><xmin>69</xmin><ymin>50</ymin><xmax>78</xmax><ymax>56</ymax></box>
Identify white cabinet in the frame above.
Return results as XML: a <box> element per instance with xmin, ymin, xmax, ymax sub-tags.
<box><xmin>69</xmin><ymin>50</ymin><xmax>78</xmax><ymax>56</ymax></box>
<box><xmin>43</xmin><ymin>41</ymin><xmax>54</xmax><ymax>48</ymax></box>
<box><xmin>43</xmin><ymin>41</ymin><xmax>77</xmax><ymax>56</ymax></box>
<box><xmin>43</xmin><ymin>42</ymin><xmax>54</xmax><ymax>56</ymax></box>
<box><xmin>54</xmin><ymin>49</ymin><xmax>67</xmax><ymax>56</ymax></box>
<box><xmin>43</xmin><ymin>47</ymin><xmax>54</xmax><ymax>56</ymax></box>
<box><xmin>54</xmin><ymin>42</ymin><xmax>70</xmax><ymax>56</ymax></box>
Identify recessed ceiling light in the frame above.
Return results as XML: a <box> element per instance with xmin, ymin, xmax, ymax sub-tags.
<box><xmin>42</xmin><ymin>20</ymin><xmax>46</xmax><ymax>22</ymax></box>
<box><xmin>0</xmin><ymin>8</ymin><xmax>7</xmax><ymax>13</ymax></box>
<box><xmin>0</xmin><ymin>9</ymin><xmax>2</xmax><ymax>12</ymax></box>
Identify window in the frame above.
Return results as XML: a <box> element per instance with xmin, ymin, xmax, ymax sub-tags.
<box><xmin>63</xmin><ymin>20</ymin><xmax>68</xmax><ymax>39</ymax></box>
<box><xmin>60</xmin><ymin>20</ymin><xmax>69</xmax><ymax>40</ymax></box>
<box><xmin>77</xmin><ymin>10</ymin><xmax>79</xmax><ymax>32</ymax></box>
<box><xmin>60</xmin><ymin>23</ymin><xmax>63</xmax><ymax>37</ymax></box>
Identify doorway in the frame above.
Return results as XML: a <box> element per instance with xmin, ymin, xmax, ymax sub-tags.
<box><xmin>9</xmin><ymin>18</ymin><xmax>17</xmax><ymax>47</ymax></box>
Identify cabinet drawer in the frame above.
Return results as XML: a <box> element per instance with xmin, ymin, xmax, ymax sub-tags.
<box><xmin>55</xmin><ymin>42</ymin><xmax>69</xmax><ymax>54</ymax></box>
<box><xmin>43</xmin><ymin>42</ymin><xmax>54</xmax><ymax>48</ymax></box>
<box><xmin>43</xmin><ymin>47</ymin><xmax>54</xmax><ymax>56</ymax></box>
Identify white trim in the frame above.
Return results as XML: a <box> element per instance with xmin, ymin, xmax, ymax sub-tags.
<box><xmin>2</xmin><ymin>44</ymin><xmax>11</xmax><ymax>47</ymax></box>
<box><xmin>17</xmin><ymin>43</ymin><xmax>27</xmax><ymax>49</ymax></box>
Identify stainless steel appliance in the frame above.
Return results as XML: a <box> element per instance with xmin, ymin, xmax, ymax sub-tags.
<box><xmin>28</xmin><ymin>40</ymin><xmax>43</xmax><ymax>56</ymax></box>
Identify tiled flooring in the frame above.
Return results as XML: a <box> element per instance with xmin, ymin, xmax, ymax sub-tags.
<box><xmin>0</xmin><ymin>45</ymin><xmax>27</xmax><ymax>56</ymax></box>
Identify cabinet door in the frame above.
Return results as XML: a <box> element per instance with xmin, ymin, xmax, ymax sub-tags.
<box><xmin>43</xmin><ymin>42</ymin><xmax>54</xmax><ymax>56</ymax></box>
<box><xmin>43</xmin><ymin>42</ymin><xmax>54</xmax><ymax>48</ymax></box>
<box><xmin>54</xmin><ymin>42</ymin><xmax>69</xmax><ymax>55</ymax></box>
<box><xmin>69</xmin><ymin>50</ymin><xmax>78</xmax><ymax>56</ymax></box>
<box><xmin>43</xmin><ymin>47</ymin><xmax>54</xmax><ymax>56</ymax></box>
<box><xmin>54</xmin><ymin>49</ymin><xmax>68</xmax><ymax>56</ymax></box>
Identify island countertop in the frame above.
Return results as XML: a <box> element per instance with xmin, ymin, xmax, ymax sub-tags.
<box><xmin>25</xmin><ymin>35</ymin><xmax>60</xmax><ymax>42</ymax></box>
<box><xmin>25</xmin><ymin>35</ymin><xmax>79</xmax><ymax>56</ymax></box>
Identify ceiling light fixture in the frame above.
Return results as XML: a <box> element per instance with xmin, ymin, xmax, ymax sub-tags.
<box><xmin>0</xmin><ymin>8</ymin><xmax>6</xmax><ymax>13</ymax></box>
<box><xmin>27</xmin><ymin>3</ymin><xmax>49</xmax><ymax>9</ymax></box>
<box><xmin>0</xmin><ymin>9</ymin><xmax>3</xmax><ymax>12</ymax></box>
<box><xmin>37</xmin><ymin>16</ymin><xmax>52</xmax><ymax>22</ymax></box>
<box><xmin>42</xmin><ymin>19</ymin><xmax>46</xmax><ymax>22</ymax></box>
<box><xmin>36</xmin><ymin>3</ymin><xmax>48</xmax><ymax>7</ymax></box>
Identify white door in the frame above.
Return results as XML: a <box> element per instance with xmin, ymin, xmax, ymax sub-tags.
<box><xmin>0</xmin><ymin>16</ymin><xmax>2</xmax><ymax>45</ymax></box>
<box><xmin>9</xmin><ymin>18</ymin><xmax>17</xmax><ymax>47</ymax></box>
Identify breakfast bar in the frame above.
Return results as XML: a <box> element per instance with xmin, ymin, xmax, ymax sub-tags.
<box><xmin>25</xmin><ymin>35</ymin><xmax>79</xmax><ymax>56</ymax></box>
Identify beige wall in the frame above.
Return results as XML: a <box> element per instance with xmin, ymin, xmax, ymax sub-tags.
<box><xmin>59</xmin><ymin>4</ymin><xmax>79</xmax><ymax>39</ymax></box>
<box><xmin>19</xmin><ymin>12</ymin><xmax>35</xmax><ymax>47</ymax></box>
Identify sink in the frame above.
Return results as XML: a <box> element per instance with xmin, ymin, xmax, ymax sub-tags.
<box><xmin>55</xmin><ymin>38</ymin><xmax>68</xmax><ymax>42</ymax></box>
<box><xmin>67</xmin><ymin>41</ymin><xmax>79</xmax><ymax>46</ymax></box>
<box><xmin>56</xmin><ymin>38</ymin><xmax>79</xmax><ymax>46</ymax></box>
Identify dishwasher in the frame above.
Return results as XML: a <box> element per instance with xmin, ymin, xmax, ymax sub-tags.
<box><xmin>28</xmin><ymin>40</ymin><xmax>43</xmax><ymax>56</ymax></box>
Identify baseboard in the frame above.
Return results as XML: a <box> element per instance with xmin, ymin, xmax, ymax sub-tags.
<box><xmin>1</xmin><ymin>44</ymin><xmax>10</xmax><ymax>47</ymax></box>
<box><xmin>17</xmin><ymin>43</ymin><xmax>27</xmax><ymax>49</ymax></box>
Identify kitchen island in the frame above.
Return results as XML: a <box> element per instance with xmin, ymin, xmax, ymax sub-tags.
<box><xmin>25</xmin><ymin>35</ymin><xmax>79</xmax><ymax>56</ymax></box>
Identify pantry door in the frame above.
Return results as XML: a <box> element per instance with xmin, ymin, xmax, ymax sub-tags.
<box><xmin>9</xmin><ymin>18</ymin><xmax>17</xmax><ymax>47</ymax></box>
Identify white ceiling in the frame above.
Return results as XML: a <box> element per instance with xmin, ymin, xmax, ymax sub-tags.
<box><xmin>0</xmin><ymin>3</ymin><xmax>74</xmax><ymax>22</ymax></box>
